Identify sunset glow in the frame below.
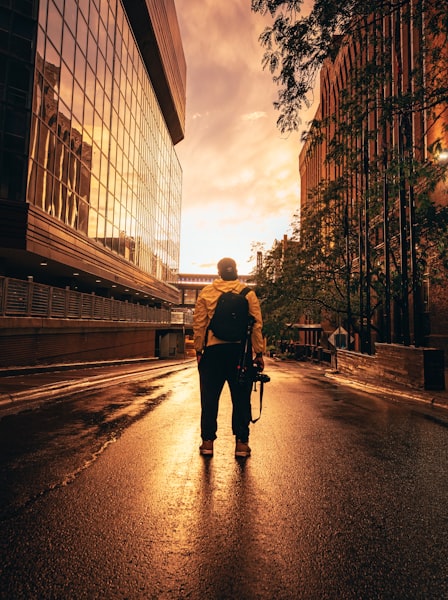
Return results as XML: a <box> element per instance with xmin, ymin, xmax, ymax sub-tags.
<box><xmin>174</xmin><ymin>0</ymin><xmax>315</xmax><ymax>275</ymax></box>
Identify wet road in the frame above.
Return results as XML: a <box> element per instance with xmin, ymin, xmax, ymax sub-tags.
<box><xmin>0</xmin><ymin>359</ymin><xmax>448</xmax><ymax>599</ymax></box>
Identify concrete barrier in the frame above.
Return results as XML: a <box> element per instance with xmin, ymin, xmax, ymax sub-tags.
<box><xmin>336</xmin><ymin>343</ymin><xmax>445</xmax><ymax>391</ymax></box>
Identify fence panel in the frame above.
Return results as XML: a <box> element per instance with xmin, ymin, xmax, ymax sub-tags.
<box><xmin>0</xmin><ymin>276</ymin><xmax>184</xmax><ymax>325</ymax></box>
<box><xmin>67</xmin><ymin>291</ymin><xmax>82</xmax><ymax>318</ymax></box>
<box><xmin>31</xmin><ymin>283</ymin><xmax>51</xmax><ymax>316</ymax></box>
<box><xmin>110</xmin><ymin>300</ymin><xmax>121</xmax><ymax>321</ymax></box>
<box><xmin>51</xmin><ymin>287</ymin><xmax>67</xmax><ymax>318</ymax></box>
<box><xmin>93</xmin><ymin>296</ymin><xmax>104</xmax><ymax>319</ymax></box>
<box><xmin>81</xmin><ymin>294</ymin><xmax>94</xmax><ymax>318</ymax></box>
<box><xmin>102</xmin><ymin>298</ymin><xmax>112</xmax><ymax>320</ymax></box>
<box><xmin>4</xmin><ymin>279</ymin><xmax>29</xmax><ymax>315</ymax></box>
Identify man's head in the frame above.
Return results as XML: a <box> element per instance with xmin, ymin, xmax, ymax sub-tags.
<box><xmin>217</xmin><ymin>257</ymin><xmax>238</xmax><ymax>281</ymax></box>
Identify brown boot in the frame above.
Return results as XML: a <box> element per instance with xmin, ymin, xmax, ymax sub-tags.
<box><xmin>199</xmin><ymin>440</ymin><xmax>214</xmax><ymax>456</ymax></box>
<box><xmin>235</xmin><ymin>439</ymin><xmax>251</xmax><ymax>457</ymax></box>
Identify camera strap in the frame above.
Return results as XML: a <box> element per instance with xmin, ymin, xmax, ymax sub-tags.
<box><xmin>237</xmin><ymin>313</ymin><xmax>265</xmax><ymax>423</ymax></box>
<box><xmin>250</xmin><ymin>379</ymin><xmax>264</xmax><ymax>423</ymax></box>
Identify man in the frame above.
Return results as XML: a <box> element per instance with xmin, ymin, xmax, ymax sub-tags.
<box><xmin>193</xmin><ymin>257</ymin><xmax>264</xmax><ymax>458</ymax></box>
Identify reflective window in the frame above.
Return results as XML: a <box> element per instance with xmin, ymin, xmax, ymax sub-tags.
<box><xmin>72</xmin><ymin>80</ymin><xmax>84</xmax><ymax>123</ymax></box>
<box><xmin>74</xmin><ymin>45</ymin><xmax>86</xmax><ymax>87</ymax></box>
<box><xmin>61</xmin><ymin>28</ymin><xmax>75</xmax><ymax>72</ymax></box>
<box><xmin>87</xmin><ymin>31</ymin><xmax>97</xmax><ymax>69</ymax></box>
<box><xmin>59</xmin><ymin>60</ymin><xmax>73</xmax><ymax>112</ymax></box>
<box><xmin>76</xmin><ymin>15</ymin><xmax>88</xmax><ymax>54</ymax></box>
<box><xmin>44</xmin><ymin>40</ymin><xmax>60</xmax><ymax>87</ymax></box>
<box><xmin>78</xmin><ymin>0</ymin><xmax>89</xmax><ymax>21</ymax></box>
<box><xmin>46</xmin><ymin>1</ymin><xmax>63</xmax><ymax>53</ymax></box>
<box><xmin>26</xmin><ymin>0</ymin><xmax>182</xmax><ymax>283</ymax></box>
<box><xmin>83</xmin><ymin>96</ymin><xmax>94</xmax><ymax>140</ymax></box>
<box><xmin>39</xmin><ymin>0</ymin><xmax>49</xmax><ymax>29</ymax></box>
<box><xmin>36</xmin><ymin>25</ymin><xmax>45</xmax><ymax>61</ymax></box>
<box><xmin>64</xmin><ymin>2</ymin><xmax>77</xmax><ymax>37</ymax></box>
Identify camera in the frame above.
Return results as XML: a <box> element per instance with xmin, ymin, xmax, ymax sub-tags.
<box><xmin>253</xmin><ymin>370</ymin><xmax>270</xmax><ymax>384</ymax></box>
<box><xmin>237</xmin><ymin>363</ymin><xmax>270</xmax><ymax>386</ymax></box>
<box><xmin>252</xmin><ymin>364</ymin><xmax>270</xmax><ymax>384</ymax></box>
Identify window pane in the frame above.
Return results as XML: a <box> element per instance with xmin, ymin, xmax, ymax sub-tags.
<box><xmin>59</xmin><ymin>60</ymin><xmax>73</xmax><ymax>111</ymax></box>
<box><xmin>74</xmin><ymin>44</ymin><xmax>85</xmax><ymax>86</ymax></box>
<box><xmin>87</xmin><ymin>30</ymin><xmax>97</xmax><ymax>69</ymax></box>
<box><xmin>78</xmin><ymin>0</ymin><xmax>89</xmax><ymax>21</ymax></box>
<box><xmin>77</xmin><ymin>14</ymin><xmax>88</xmax><ymax>53</ymax></box>
<box><xmin>72</xmin><ymin>80</ymin><xmax>84</xmax><ymax>123</ymax></box>
<box><xmin>46</xmin><ymin>0</ymin><xmax>63</xmax><ymax>53</ymax></box>
<box><xmin>83</xmin><ymin>96</ymin><xmax>94</xmax><ymax>139</ymax></box>
<box><xmin>44</xmin><ymin>40</ymin><xmax>60</xmax><ymax>89</ymax></box>
<box><xmin>36</xmin><ymin>25</ymin><xmax>45</xmax><ymax>62</ymax></box>
<box><xmin>64</xmin><ymin>1</ymin><xmax>77</xmax><ymax>36</ymax></box>
<box><xmin>61</xmin><ymin>28</ymin><xmax>75</xmax><ymax>72</ymax></box>
<box><xmin>38</xmin><ymin>0</ymin><xmax>48</xmax><ymax>28</ymax></box>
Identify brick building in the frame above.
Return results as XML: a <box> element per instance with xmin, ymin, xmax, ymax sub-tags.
<box><xmin>299</xmin><ymin>3</ymin><xmax>448</xmax><ymax>355</ymax></box>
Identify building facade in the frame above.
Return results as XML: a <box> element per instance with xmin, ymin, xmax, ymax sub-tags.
<box><xmin>176</xmin><ymin>273</ymin><xmax>255</xmax><ymax>309</ymax></box>
<box><xmin>299</xmin><ymin>3</ymin><xmax>448</xmax><ymax>354</ymax></box>
<box><xmin>0</xmin><ymin>0</ymin><xmax>186</xmax><ymax>306</ymax></box>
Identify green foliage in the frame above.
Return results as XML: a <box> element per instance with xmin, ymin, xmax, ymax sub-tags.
<box><xmin>253</xmin><ymin>0</ymin><xmax>448</xmax><ymax>132</ymax></box>
<box><xmin>252</xmin><ymin>0</ymin><xmax>380</xmax><ymax>132</ymax></box>
<box><xmin>251</xmin><ymin>0</ymin><xmax>448</xmax><ymax>347</ymax></box>
<box><xmin>251</xmin><ymin>216</ymin><xmax>353</xmax><ymax>344</ymax></box>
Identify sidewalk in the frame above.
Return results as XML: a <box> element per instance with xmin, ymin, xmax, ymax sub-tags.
<box><xmin>269</xmin><ymin>356</ymin><xmax>448</xmax><ymax>409</ymax></box>
<box><xmin>325</xmin><ymin>367</ymin><xmax>448</xmax><ymax>409</ymax></box>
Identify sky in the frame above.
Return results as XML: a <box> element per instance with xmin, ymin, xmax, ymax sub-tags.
<box><xmin>174</xmin><ymin>0</ymin><xmax>316</xmax><ymax>275</ymax></box>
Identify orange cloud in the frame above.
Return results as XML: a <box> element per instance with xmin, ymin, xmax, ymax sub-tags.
<box><xmin>175</xmin><ymin>0</ymin><xmax>314</xmax><ymax>274</ymax></box>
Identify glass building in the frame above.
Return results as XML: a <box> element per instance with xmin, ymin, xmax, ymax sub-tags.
<box><xmin>0</xmin><ymin>0</ymin><xmax>186</xmax><ymax>305</ymax></box>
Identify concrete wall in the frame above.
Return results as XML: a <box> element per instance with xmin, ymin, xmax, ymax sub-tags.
<box><xmin>0</xmin><ymin>318</ymin><xmax>157</xmax><ymax>367</ymax></box>
<box><xmin>159</xmin><ymin>331</ymin><xmax>185</xmax><ymax>359</ymax></box>
<box><xmin>336</xmin><ymin>343</ymin><xmax>445</xmax><ymax>391</ymax></box>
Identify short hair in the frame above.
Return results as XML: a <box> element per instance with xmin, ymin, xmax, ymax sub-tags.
<box><xmin>217</xmin><ymin>257</ymin><xmax>238</xmax><ymax>281</ymax></box>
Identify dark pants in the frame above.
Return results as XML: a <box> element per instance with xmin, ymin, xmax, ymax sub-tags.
<box><xmin>198</xmin><ymin>343</ymin><xmax>252</xmax><ymax>442</ymax></box>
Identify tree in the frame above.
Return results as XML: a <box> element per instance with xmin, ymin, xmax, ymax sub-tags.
<box><xmin>252</xmin><ymin>0</ymin><xmax>448</xmax><ymax>351</ymax></box>
<box><xmin>251</xmin><ymin>212</ymin><xmax>355</xmax><ymax>348</ymax></box>
<box><xmin>252</xmin><ymin>1</ymin><xmax>448</xmax><ymax>132</ymax></box>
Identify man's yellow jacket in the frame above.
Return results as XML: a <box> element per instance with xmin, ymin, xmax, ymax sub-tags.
<box><xmin>193</xmin><ymin>278</ymin><xmax>264</xmax><ymax>354</ymax></box>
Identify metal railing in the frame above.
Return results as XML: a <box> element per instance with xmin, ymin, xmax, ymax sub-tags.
<box><xmin>0</xmin><ymin>276</ymin><xmax>193</xmax><ymax>326</ymax></box>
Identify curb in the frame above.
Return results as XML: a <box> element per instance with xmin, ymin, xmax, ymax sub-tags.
<box><xmin>0</xmin><ymin>357</ymin><xmax>161</xmax><ymax>378</ymax></box>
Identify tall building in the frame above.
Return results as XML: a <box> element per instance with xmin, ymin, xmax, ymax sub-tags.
<box><xmin>299</xmin><ymin>3</ymin><xmax>448</xmax><ymax>354</ymax></box>
<box><xmin>0</xmin><ymin>0</ymin><xmax>186</xmax><ymax>306</ymax></box>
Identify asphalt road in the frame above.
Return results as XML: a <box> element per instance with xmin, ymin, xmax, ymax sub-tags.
<box><xmin>0</xmin><ymin>359</ymin><xmax>447</xmax><ymax>599</ymax></box>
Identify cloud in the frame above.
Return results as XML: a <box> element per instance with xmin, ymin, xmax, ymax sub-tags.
<box><xmin>174</xmin><ymin>0</ymin><xmax>307</xmax><ymax>273</ymax></box>
<box><xmin>241</xmin><ymin>111</ymin><xmax>267</xmax><ymax>121</ymax></box>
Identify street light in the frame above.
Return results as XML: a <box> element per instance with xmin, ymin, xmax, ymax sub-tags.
<box><xmin>437</xmin><ymin>149</ymin><xmax>448</xmax><ymax>163</ymax></box>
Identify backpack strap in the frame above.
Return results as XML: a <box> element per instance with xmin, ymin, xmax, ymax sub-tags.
<box><xmin>251</xmin><ymin>379</ymin><xmax>264</xmax><ymax>423</ymax></box>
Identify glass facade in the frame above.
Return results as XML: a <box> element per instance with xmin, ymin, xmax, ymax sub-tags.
<box><xmin>25</xmin><ymin>0</ymin><xmax>182</xmax><ymax>283</ymax></box>
<box><xmin>0</xmin><ymin>2</ymin><xmax>35</xmax><ymax>203</ymax></box>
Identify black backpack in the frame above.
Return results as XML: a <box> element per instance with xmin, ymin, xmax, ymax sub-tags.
<box><xmin>209</xmin><ymin>287</ymin><xmax>252</xmax><ymax>342</ymax></box>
